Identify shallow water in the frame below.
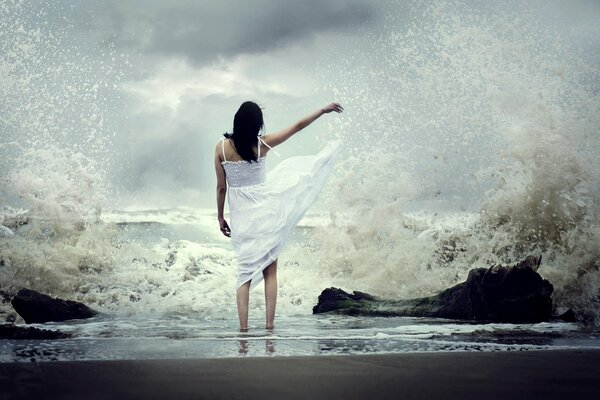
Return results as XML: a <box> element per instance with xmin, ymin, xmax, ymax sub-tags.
<box><xmin>3</xmin><ymin>313</ymin><xmax>599</xmax><ymax>362</ymax></box>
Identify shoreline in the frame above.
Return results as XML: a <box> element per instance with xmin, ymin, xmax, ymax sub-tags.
<box><xmin>2</xmin><ymin>349</ymin><xmax>600</xmax><ymax>399</ymax></box>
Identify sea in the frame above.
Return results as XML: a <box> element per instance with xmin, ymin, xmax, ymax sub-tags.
<box><xmin>1</xmin><ymin>1</ymin><xmax>599</xmax><ymax>362</ymax></box>
<box><xmin>1</xmin><ymin>207</ymin><xmax>599</xmax><ymax>362</ymax></box>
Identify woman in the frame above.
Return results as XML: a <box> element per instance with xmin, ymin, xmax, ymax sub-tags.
<box><xmin>215</xmin><ymin>101</ymin><xmax>343</xmax><ymax>331</ymax></box>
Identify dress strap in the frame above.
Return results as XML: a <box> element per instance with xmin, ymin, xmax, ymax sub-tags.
<box><xmin>221</xmin><ymin>138</ymin><xmax>227</xmax><ymax>161</ymax></box>
<box><xmin>258</xmin><ymin>136</ymin><xmax>280</xmax><ymax>157</ymax></box>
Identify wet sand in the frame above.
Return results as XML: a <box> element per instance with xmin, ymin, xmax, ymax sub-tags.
<box><xmin>1</xmin><ymin>350</ymin><xmax>599</xmax><ymax>400</ymax></box>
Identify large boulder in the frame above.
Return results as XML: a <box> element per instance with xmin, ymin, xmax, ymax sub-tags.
<box><xmin>313</xmin><ymin>255</ymin><xmax>554</xmax><ymax>323</ymax></box>
<box><xmin>11</xmin><ymin>288</ymin><xmax>98</xmax><ymax>324</ymax></box>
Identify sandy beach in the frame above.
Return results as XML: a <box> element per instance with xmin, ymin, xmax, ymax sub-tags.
<box><xmin>1</xmin><ymin>350</ymin><xmax>599</xmax><ymax>400</ymax></box>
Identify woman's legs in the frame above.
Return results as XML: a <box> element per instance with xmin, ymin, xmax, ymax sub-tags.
<box><xmin>263</xmin><ymin>260</ymin><xmax>278</xmax><ymax>329</ymax></box>
<box><xmin>236</xmin><ymin>281</ymin><xmax>251</xmax><ymax>331</ymax></box>
<box><xmin>236</xmin><ymin>260</ymin><xmax>278</xmax><ymax>331</ymax></box>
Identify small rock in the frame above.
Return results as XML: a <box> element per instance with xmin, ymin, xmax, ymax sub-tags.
<box><xmin>556</xmin><ymin>309</ymin><xmax>577</xmax><ymax>322</ymax></box>
<box><xmin>11</xmin><ymin>288</ymin><xmax>98</xmax><ymax>324</ymax></box>
<box><xmin>0</xmin><ymin>323</ymin><xmax>71</xmax><ymax>339</ymax></box>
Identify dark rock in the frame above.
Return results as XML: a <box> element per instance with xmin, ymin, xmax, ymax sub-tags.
<box><xmin>313</xmin><ymin>255</ymin><xmax>554</xmax><ymax>323</ymax></box>
<box><xmin>556</xmin><ymin>309</ymin><xmax>577</xmax><ymax>322</ymax></box>
<box><xmin>11</xmin><ymin>288</ymin><xmax>97</xmax><ymax>324</ymax></box>
<box><xmin>0</xmin><ymin>323</ymin><xmax>72</xmax><ymax>339</ymax></box>
<box><xmin>311</xmin><ymin>288</ymin><xmax>378</xmax><ymax>315</ymax></box>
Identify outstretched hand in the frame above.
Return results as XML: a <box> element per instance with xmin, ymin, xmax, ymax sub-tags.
<box><xmin>322</xmin><ymin>103</ymin><xmax>344</xmax><ymax>114</ymax></box>
<box><xmin>219</xmin><ymin>218</ymin><xmax>231</xmax><ymax>237</ymax></box>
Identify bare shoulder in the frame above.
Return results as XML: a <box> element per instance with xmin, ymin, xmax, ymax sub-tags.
<box><xmin>215</xmin><ymin>139</ymin><xmax>226</xmax><ymax>160</ymax></box>
<box><xmin>260</xmin><ymin>134</ymin><xmax>276</xmax><ymax>147</ymax></box>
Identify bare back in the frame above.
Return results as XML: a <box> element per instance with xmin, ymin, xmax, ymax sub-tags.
<box><xmin>220</xmin><ymin>138</ymin><xmax>271</xmax><ymax>163</ymax></box>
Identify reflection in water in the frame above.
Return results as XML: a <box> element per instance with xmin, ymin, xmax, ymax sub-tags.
<box><xmin>265</xmin><ymin>339</ymin><xmax>276</xmax><ymax>354</ymax></box>
<box><xmin>236</xmin><ymin>338</ymin><xmax>276</xmax><ymax>355</ymax></box>
<box><xmin>238</xmin><ymin>339</ymin><xmax>248</xmax><ymax>355</ymax></box>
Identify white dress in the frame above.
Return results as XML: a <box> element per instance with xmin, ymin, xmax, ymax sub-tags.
<box><xmin>221</xmin><ymin>137</ymin><xmax>341</xmax><ymax>289</ymax></box>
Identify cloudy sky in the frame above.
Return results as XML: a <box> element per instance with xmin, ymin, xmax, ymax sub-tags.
<box><xmin>2</xmin><ymin>0</ymin><xmax>599</xmax><ymax>210</ymax></box>
<box><xmin>65</xmin><ymin>0</ymin><xmax>378</xmax><ymax>207</ymax></box>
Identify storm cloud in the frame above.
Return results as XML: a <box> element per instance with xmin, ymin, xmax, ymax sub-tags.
<box><xmin>78</xmin><ymin>0</ymin><xmax>375</xmax><ymax>65</ymax></box>
<box><xmin>32</xmin><ymin>0</ymin><xmax>379</xmax><ymax>206</ymax></box>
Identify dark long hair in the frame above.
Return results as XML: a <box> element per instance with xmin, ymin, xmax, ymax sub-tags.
<box><xmin>223</xmin><ymin>101</ymin><xmax>264</xmax><ymax>162</ymax></box>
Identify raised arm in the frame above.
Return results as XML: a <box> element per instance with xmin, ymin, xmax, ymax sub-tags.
<box><xmin>262</xmin><ymin>103</ymin><xmax>343</xmax><ymax>148</ymax></box>
<box><xmin>214</xmin><ymin>142</ymin><xmax>230</xmax><ymax>237</ymax></box>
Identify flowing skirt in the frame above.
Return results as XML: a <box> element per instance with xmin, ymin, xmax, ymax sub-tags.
<box><xmin>228</xmin><ymin>141</ymin><xmax>341</xmax><ymax>289</ymax></box>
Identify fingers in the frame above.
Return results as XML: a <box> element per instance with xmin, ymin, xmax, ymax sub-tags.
<box><xmin>326</xmin><ymin>102</ymin><xmax>344</xmax><ymax>113</ymax></box>
<box><xmin>220</xmin><ymin>221</ymin><xmax>231</xmax><ymax>237</ymax></box>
